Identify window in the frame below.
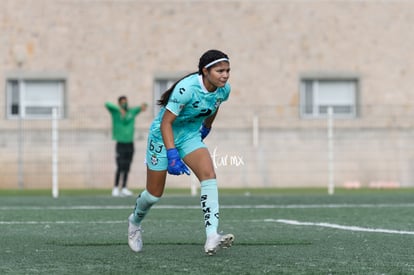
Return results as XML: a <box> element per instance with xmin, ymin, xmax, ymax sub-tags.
<box><xmin>153</xmin><ymin>75</ymin><xmax>179</xmax><ymax>117</ymax></box>
<box><xmin>6</xmin><ymin>78</ymin><xmax>66</xmax><ymax>119</ymax></box>
<box><xmin>300</xmin><ymin>77</ymin><xmax>358</xmax><ymax>118</ymax></box>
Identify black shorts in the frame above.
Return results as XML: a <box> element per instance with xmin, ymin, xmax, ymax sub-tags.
<box><xmin>116</xmin><ymin>142</ymin><xmax>134</xmax><ymax>172</ymax></box>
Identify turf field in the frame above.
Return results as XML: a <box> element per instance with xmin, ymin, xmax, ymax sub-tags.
<box><xmin>1</xmin><ymin>188</ymin><xmax>414</xmax><ymax>274</ymax></box>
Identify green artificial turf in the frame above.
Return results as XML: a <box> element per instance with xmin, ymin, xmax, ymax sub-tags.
<box><xmin>1</xmin><ymin>188</ymin><xmax>414</xmax><ymax>274</ymax></box>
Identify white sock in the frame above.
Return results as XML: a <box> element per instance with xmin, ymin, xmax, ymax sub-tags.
<box><xmin>200</xmin><ymin>179</ymin><xmax>219</xmax><ymax>236</ymax></box>
<box><xmin>130</xmin><ymin>190</ymin><xmax>160</xmax><ymax>225</ymax></box>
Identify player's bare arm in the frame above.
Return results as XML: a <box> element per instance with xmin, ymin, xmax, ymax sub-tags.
<box><xmin>203</xmin><ymin>107</ymin><xmax>220</xmax><ymax>128</ymax></box>
<box><xmin>160</xmin><ymin>109</ymin><xmax>177</xmax><ymax>149</ymax></box>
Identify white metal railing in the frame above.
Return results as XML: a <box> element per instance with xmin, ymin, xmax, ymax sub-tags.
<box><xmin>1</xmin><ymin>105</ymin><xmax>414</xmax><ymax>193</ymax></box>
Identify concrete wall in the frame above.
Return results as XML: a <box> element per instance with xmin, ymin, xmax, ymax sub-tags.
<box><xmin>1</xmin><ymin>0</ymin><xmax>414</xmax><ymax>189</ymax></box>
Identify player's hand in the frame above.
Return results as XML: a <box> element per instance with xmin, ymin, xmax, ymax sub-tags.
<box><xmin>167</xmin><ymin>148</ymin><xmax>190</xmax><ymax>176</ymax></box>
<box><xmin>200</xmin><ymin>123</ymin><xmax>211</xmax><ymax>140</ymax></box>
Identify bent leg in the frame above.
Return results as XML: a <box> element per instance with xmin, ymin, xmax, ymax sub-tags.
<box><xmin>130</xmin><ymin>168</ymin><xmax>167</xmax><ymax>225</ymax></box>
<box><xmin>183</xmin><ymin>147</ymin><xmax>234</xmax><ymax>254</ymax></box>
<box><xmin>183</xmin><ymin>148</ymin><xmax>216</xmax><ymax>181</ymax></box>
<box><xmin>184</xmin><ymin>148</ymin><xmax>219</xmax><ymax>236</ymax></box>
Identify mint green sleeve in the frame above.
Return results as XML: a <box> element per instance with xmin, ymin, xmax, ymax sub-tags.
<box><xmin>166</xmin><ymin>84</ymin><xmax>192</xmax><ymax>116</ymax></box>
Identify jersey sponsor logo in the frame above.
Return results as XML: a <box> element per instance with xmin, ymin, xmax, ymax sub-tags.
<box><xmin>195</xmin><ymin>108</ymin><xmax>212</xmax><ymax>118</ymax></box>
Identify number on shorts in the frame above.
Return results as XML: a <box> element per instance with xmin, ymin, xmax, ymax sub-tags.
<box><xmin>149</xmin><ymin>139</ymin><xmax>163</xmax><ymax>153</ymax></box>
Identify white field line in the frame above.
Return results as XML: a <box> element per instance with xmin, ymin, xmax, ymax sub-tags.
<box><xmin>1</xmin><ymin>203</ymin><xmax>413</xmax><ymax>228</ymax></box>
<box><xmin>1</xmin><ymin>203</ymin><xmax>414</xmax><ymax>211</ymax></box>
<box><xmin>0</xmin><ymin>220</ymin><xmax>125</xmax><ymax>225</ymax></box>
<box><xmin>268</xmin><ymin>219</ymin><xmax>414</xmax><ymax>235</ymax></box>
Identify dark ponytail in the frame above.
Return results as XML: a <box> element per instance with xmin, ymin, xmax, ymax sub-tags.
<box><xmin>157</xmin><ymin>49</ymin><xmax>229</xmax><ymax>107</ymax></box>
<box><xmin>157</xmin><ymin>72</ymin><xmax>197</xmax><ymax>106</ymax></box>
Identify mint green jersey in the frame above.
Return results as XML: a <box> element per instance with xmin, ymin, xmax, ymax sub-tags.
<box><xmin>149</xmin><ymin>73</ymin><xmax>230</xmax><ymax>145</ymax></box>
<box><xmin>105</xmin><ymin>102</ymin><xmax>142</xmax><ymax>143</ymax></box>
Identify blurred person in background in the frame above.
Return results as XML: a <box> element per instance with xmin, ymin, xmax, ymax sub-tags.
<box><xmin>105</xmin><ymin>96</ymin><xmax>148</xmax><ymax>197</ymax></box>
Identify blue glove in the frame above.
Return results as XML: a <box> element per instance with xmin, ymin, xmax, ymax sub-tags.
<box><xmin>200</xmin><ymin>123</ymin><xmax>211</xmax><ymax>140</ymax></box>
<box><xmin>167</xmin><ymin>148</ymin><xmax>190</xmax><ymax>176</ymax></box>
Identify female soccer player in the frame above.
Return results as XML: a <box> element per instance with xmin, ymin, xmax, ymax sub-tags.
<box><xmin>128</xmin><ymin>49</ymin><xmax>234</xmax><ymax>255</ymax></box>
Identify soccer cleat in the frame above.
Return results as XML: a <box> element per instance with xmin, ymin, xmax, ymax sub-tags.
<box><xmin>204</xmin><ymin>232</ymin><xmax>235</xmax><ymax>256</ymax></box>
<box><xmin>128</xmin><ymin>214</ymin><xmax>143</xmax><ymax>252</ymax></box>
<box><xmin>121</xmin><ymin>188</ymin><xmax>133</xmax><ymax>197</ymax></box>
<box><xmin>112</xmin><ymin>187</ymin><xmax>120</xmax><ymax>197</ymax></box>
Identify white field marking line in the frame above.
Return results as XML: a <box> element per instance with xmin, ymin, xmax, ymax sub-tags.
<box><xmin>1</xmin><ymin>203</ymin><xmax>414</xmax><ymax>210</ymax></box>
<box><xmin>0</xmin><ymin>220</ymin><xmax>125</xmax><ymax>225</ymax></box>
<box><xmin>268</xmin><ymin>219</ymin><xmax>414</xmax><ymax>235</ymax></box>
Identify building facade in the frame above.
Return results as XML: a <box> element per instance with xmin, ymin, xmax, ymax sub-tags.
<box><xmin>2</xmin><ymin>0</ymin><xmax>414</xmax><ymax>190</ymax></box>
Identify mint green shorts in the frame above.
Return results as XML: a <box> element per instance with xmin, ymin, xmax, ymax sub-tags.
<box><xmin>145</xmin><ymin>133</ymin><xmax>207</xmax><ymax>171</ymax></box>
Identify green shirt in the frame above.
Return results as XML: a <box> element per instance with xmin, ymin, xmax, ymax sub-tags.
<box><xmin>105</xmin><ymin>102</ymin><xmax>142</xmax><ymax>143</ymax></box>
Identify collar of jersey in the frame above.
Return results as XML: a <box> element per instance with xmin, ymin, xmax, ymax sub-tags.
<box><xmin>198</xmin><ymin>74</ymin><xmax>217</xmax><ymax>93</ymax></box>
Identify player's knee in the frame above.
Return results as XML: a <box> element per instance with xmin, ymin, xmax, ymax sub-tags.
<box><xmin>198</xmin><ymin>171</ymin><xmax>216</xmax><ymax>181</ymax></box>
